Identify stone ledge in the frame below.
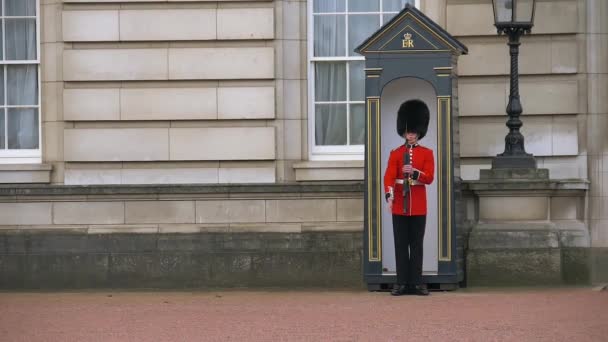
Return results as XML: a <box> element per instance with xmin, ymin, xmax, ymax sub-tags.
<box><xmin>0</xmin><ymin>222</ymin><xmax>364</xmax><ymax>234</ymax></box>
<box><xmin>0</xmin><ymin>182</ymin><xmax>364</xmax><ymax>198</ymax></box>
<box><xmin>293</xmin><ymin>161</ymin><xmax>364</xmax><ymax>181</ymax></box>
<box><xmin>464</xmin><ymin>178</ymin><xmax>589</xmax><ymax>193</ymax></box>
<box><xmin>0</xmin><ymin>164</ymin><xmax>53</xmax><ymax>184</ymax></box>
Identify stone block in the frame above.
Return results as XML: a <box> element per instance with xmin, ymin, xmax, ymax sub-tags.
<box><xmin>519</xmin><ymin>38</ymin><xmax>552</xmax><ymax>75</ymax></box>
<box><xmin>587</xmin><ymin>33</ymin><xmax>608</xmax><ymax>74</ymax></box>
<box><xmin>591</xmin><ymin>247</ymin><xmax>608</xmax><ymax>283</ymax></box>
<box><xmin>217</xmin><ymin>8</ymin><xmax>274</xmax><ymax>40</ymax></box>
<box><xmin>43</xmin><ymin>121</ymin><xmax>63</xmax><ymax>162</ymax></box>
<box><xmin>282</xmin><ymin>79</ymin><xmax>303</xmax><ymax>119</ymax></box>
<box><xmin>479</xmin><ymin>168</ymin><xmax>549</xmax><ymax>180</ymax></box>
<box><xmin>218</xmin><ymin>167</ymin><xmax>276</xmax><ymax>183</ymax></box>
<box><xmin>479</xmin><ymin>197</ymin><xmax>549</xmax><ymax>221</ymax></box>
<box><xmin>562</xmin><ymin>248</ymin><xmax>591</xmax><ymax>284</ymax></box>
<box><xmin>446</xmin><ymin>3</ymin><xmax>495</xmax><ymax>37</ymax></box>
<box><xmin>64</xmin><ymin>128</ymin><xmax>169</xmax><ymax>161</ymax></box>
<box><xmin>53</xmin><ymin>202</ymin><xmax>125</xmax><ymax>225</ymax></box>
<box><xmin>458</xmin><ymin>80</ymin><xmax>506</xmax><ymax>116</ymax></box>
<box><xmin>64</xmin><ymin>49</ymin><xmax>168</xmax><ymax>81</ymax></box>
<box><xmin>282</xmin><ymin>40</ymin><xmax>302</xmax><ymax>80</ymax></box>
<box><xmin>283</xmin><ymin>119</ymin><xmax>302</xmax><ymax>160</ymax></box>
<box><xmin>24</xmin><ymin>254</ymin><xmax>109</xmax><ymax>289</ymax></box>
<box><xmin>0</xmin><ymin>203</ymin><xmax>52</xmax><ymax>225</ymax></box>
<box><xmin>23</xmin><ymin>232</ymin><xmax>89</xmax><ymax>254</ymax></box>
<box><xmin>448</xmin><ymin>2</ymin><xmax>577</xmax><ymax>36</ymax></box>
<box><xmin>41</xmin><ymin>43</ymin><xmax>63</xmax><ymax>82</ymax></box>
<box><xmin>0</xmin><ymin>255</ymin><xmax>26</xmax><ymax>288</ymax></box>
<box><xmin>519</xmin><ymin>80</ymin><xmax>579</xmax><ymax>115</ymax></box>
<box><xmin>587</xmin><ymin>74</ymin><xmax>608</xmax><ymax>114</ymax></box>
<box><xmin>293</xmin><ymin>161</ymin><xmax>364</xmax><ymax>181</ymax></box>
<box><xmin>533</xmin><ymin>1</ymin><xmax>579</xmax><ymax>35</ymax></box>
<box><xmin>168</xmin><ymin>48</ymin><xmax>274</xmax><ymax>80</ymax></box>
<box><xmin>265</xmin><ymin>199</ymin><xmax>336</xmax><ymax>223</ymax></box>
<box><xmin>88</xmin><ymin>225</ymin><xmax>158</xmax><ymax>234</ymax></box>
<box><xmin>282</xmin><ymin>1</ymin><xmax>302</xmax><ymax>40</ymax></box>
<box><xmin>157</xmin><ymin>234</ymin><xmax>217</xmax><ymax>252</ymax></box>
<box><xmin>228</xmin><ymin>224</ymin><xmax>302</xmax><ymax>233</ymax></box>
<box><xmin>120</xmin><ymin>9</ymin><xmax>216</xmax><ymax>41</ymax></box>
<box><xmin>64</xmin><ymin>169</ymin><xmax>122</xmax><ymax>185</ymax></box>
<box><xmin>42</xmin><ymin>82</ymin><xmax>63</xmax><ymax>122</ymax></box>
<box><xmin>125</xmin><ymin>201</ymin><xmax>195</xmax><ymax>224</ymax></box>
<box><xmin>217</xmin><ymin>87</ymin><xmax>275</xmax><ymax>120</ymax></box>
<box><xmin>169</xmin><ymin>127</ymin><xmax>275</xmax><ymax>161</ymax></box>
<box><xmin>0</xmin><ymin>164</ymin><xmax>52</xmax><ymax>183</ymax></box>
<box><xmin>590</xmin><ymin>219</ymin><xmax>608</xmax><ymax>247</ymax></box>
<box><xmin>459</xmin><ymin>38</ymin><xmax>573</xmax><ymax>76</ymax></box>
<box><xmin>107</xmin><ymin>254</ymin><xmax>163</xmax><ymax>288</ymax></box>
<box><xmin>195</xmin><ymin>200</ymin><xmax>266</xmax><ymax>224</ymax></box>
<box><xmin>42</xmin><ymin>3</ymin><xmax>62</xmax><ymax>43</ymax></box>
<box><xmin>64</xmin><ymin>89</ymin><xmax>120</xmax><ymax>121</ymax></box>
<box><xmin>301</xmin><ymin>222</ymin><xmax>363</xmax><ymax>232</ymax></box>
<box><xmin>103</xmin><ymin>234</ymin><xmax>159</xmax><ymax>253</ymax></box>
<box><xmin>552</xmin><ymin>116</ymin><xmax>579</xmax><ymax>156</ymax></box>
<box><xmin>537</xmin><ymin>156</ymin><xmax>582</xmax><ymax>180</ymax></box>
<box><xmin>459</xmin><ymin>117</ymin><xmax>573</xmax><ymax>158</ymax></box>
<box><xmin>337</xmin><ymin>199</ymin><xmax>363</xmax><ymax>222</ymax></box>
<box><xmin>121</xmin><ymin>168</ymin><xmax>219</xmax><ymax>184</ymax></box>
<box><xmin>207</xmin><ymin>253</ymin><xmax>254</xmax><ymax>287</ymax></box>
<box><xmin>551</xmin><ymin>39</ymin><xmax>578</xmax><ymax>74</ymax></box>
<box><xmin>62</xmin><ymin>10</ymin><xmax>119</xmax><ymax>41</ymax></box>
<box><xmin>469</xmin><ymin>225</ymin><xmax>559</xmax><ymax>249</ymax></box>
<box><xmin>120</xmin><ymin>88</ymin><xmax>217</xmax><ymax>121</ymax></box>
<box><xmin>467</xmin><ymin>248</ymin><xmax>562</xmax><ymax>286</ymax></box>
<box><xmin>558</xmin><ymin>228</ymin><xmax>591</xmax><ymax>248</ymax></box>
<box><xmin>459</xmin><ymin>40</ymin><xmax>508</xmax><ymax>76</ymax></box>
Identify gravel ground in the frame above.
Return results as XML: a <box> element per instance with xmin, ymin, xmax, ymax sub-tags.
<box><xmin>0</xmin><ymin>287</ymin><xmax>606</xmax><ymax>342</ymax></box>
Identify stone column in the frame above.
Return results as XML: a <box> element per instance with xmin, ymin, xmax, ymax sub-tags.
<box><xmin>275</xmin><ymin>0</ymin><xmax>306</xmax><ymax>182</ymax></box>
<box><xmin>585</xmin><ymin>0</ymin><xmax>608</xmax><ymax>283</ymax></box>
<box><xmin>42</xmin><ymin>1</ymin><xmax>65</xmax><ymax>184</ymax></box>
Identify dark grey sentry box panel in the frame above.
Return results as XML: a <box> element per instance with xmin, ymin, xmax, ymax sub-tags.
<box><xmin>355</xmin><ymin>4</ymin><xmax>468</xmax><ymax>290</ymax></box>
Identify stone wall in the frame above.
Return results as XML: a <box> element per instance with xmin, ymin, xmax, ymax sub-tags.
<box><xmin>35</xmin><ymin>0</ymin><xmax>297</xmax><ymax>185</ymax></box>
<box><xmin>0</xmin><ymin>183</ymin><xmax>365</xmax><ymax>289</ymax></box>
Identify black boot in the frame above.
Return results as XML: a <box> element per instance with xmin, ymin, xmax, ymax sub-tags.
<box><xmin>390</xmin><ymin>284</ymin><xmax>408</xmax><ymax>296</ymax></box>
<box><xmin>414</xmin><ymin>284</ymin><xmax>429</xmax><ymax>296</ymax></box>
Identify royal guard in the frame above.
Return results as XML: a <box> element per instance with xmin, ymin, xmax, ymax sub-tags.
<box><xmin>384</xmin><ymin>99</ymin><xmax>435</xmax><ymax>296</ymax></box>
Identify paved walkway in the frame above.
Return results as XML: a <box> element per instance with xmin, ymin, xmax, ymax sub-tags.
<box><xmin>0</xmin><ymin>288</ymin><xmax>606</xmax><ymax>341</ymax></box>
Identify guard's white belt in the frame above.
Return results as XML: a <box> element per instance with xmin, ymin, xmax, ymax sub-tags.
<box><xmin>395</xmin><ymin>179</ymin><xmax>423</xmax><ymax>186</ymax></box>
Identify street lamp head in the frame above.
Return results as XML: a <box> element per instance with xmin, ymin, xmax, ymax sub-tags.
<box><xmin>492</xmin><ymin>0</ymin><xmax>536</xmax><ymax>34</ymax></box>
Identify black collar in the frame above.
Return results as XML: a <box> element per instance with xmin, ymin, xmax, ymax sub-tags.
<box><xmin>404</xmin><ymin>143</ymin><xmax>419</xmax><ymax>149</ymax></box>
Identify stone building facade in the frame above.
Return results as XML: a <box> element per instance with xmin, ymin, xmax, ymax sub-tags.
<box><xmin>0</xmin><ymin>0</ymin><xmax>606</xmax><ymax>287</ymax></box>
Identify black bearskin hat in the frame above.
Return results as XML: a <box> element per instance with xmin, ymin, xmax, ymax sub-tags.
<box><xmin>396</xmin><ymin>99</ymin><xmax>430</xmax><ymax>140</ymax></box>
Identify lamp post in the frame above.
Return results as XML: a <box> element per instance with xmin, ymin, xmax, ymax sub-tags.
<box><xmin>491</xmin><ymin>0</ymin><xmax>537</xmax><ymax>169</ymax></box>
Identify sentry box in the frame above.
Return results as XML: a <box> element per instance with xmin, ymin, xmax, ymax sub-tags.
<box><xmin>355</xmin><ymin>4</ymin><xmax>468</xmax><ymax>291</ymax></box>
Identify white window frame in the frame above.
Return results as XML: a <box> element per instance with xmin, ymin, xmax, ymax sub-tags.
<box><xmin>0</xmin><ymin>0</ymin><xmax>42</xmax><ymax>164</ymax></box>
<box><xmin>307</xmin><ymin>0</ymin><xmax>420</xmax><ymax>161</ymax></box>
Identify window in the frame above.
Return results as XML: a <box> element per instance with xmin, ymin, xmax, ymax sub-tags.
<box><xmin>0</xmin><ymin>0</ymin><xmax>40</xmax><ymax>163</ymax></box>
<box><xmin>308</xmin><ymin>0</ymin><xmax>418</xmax><ymax>160</ymax></box>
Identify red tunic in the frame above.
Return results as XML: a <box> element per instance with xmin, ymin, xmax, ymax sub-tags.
<box><xmin>383</xmin><ymin>144</ymin><xmax>435</xmax><ymax>216</ymax></box>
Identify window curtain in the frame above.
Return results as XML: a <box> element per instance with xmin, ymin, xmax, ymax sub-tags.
<box><xmin>3</xmin><ymin>0</ymin><xmax>39</xmax><ymax>150</ymax></box>
<box><xmin>314</xmin><ymin>14</ymin><xmax>347</xmax><ymax>146</ymax></box>
<box><xmin>7</xmin><ymin>65</ymin><xmax>38</xmax><ymax>149</ymax></box>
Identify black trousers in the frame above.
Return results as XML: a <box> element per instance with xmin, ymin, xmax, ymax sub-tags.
<box><xmin>392</xmin><ymin>215</ymin><xmax>426</xmax><ymax>285</ymax></box>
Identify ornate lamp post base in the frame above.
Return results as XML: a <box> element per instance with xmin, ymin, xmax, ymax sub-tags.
<box><xmin>492</xmin><ymin>154</ymin><xmax>537</xmax><ymax>169</ymax></box>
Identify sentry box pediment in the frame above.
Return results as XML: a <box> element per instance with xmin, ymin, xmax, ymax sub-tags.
<box><xmin>355</xmin><ymin>4</ymin><xmax>468</xmax><ymax>291</ymax></box>
<box><xmin>355</xmin><ymin>4</ymin><xmax>467</xmax><ymax>56</ymax></box>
